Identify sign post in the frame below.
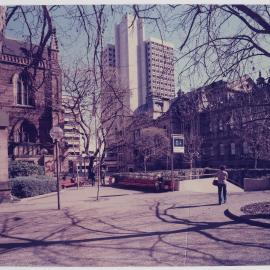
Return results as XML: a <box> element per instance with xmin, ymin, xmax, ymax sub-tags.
<box><xmin>171</xmin><ymin>134</ymin><xmax>185</xmax><ymax>191</ymax></box>
<box><xmin>172</xmin><ymin>134</ymin><xmax>185</xmax><ymax>153</ymax></box>
<box><xmin>50</xmin><ymin>126</ymin><xmax>64</xmax><ymax>210</ymax></box>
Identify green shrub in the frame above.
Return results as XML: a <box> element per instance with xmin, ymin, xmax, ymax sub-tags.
<box><xmin>10</xmin><ymin>175</ymin><xmax>57</xmax><ymax>198</ymax></box>
<box><xmin>9</xmin><ymin>161</ymin><xmax>44</xmax><ymax>178</ymax></box>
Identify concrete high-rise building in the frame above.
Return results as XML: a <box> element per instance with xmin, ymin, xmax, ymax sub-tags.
<box><xmin>113</xmin><ymin>15</ymin><xmax>174</xmax><ymax>117</ymax></box>
<box><xmin>145</xmin><ymin>38</ymin><xmax>175</xmax><ymax>100</ymax></box>
<box><xmin>62</xmin><ymin>95</ymin><xmax>83</xmax><ymax>173</ymax></box>
<box><xmin>100</xmin><ymin>43</ymin><xmax>122</xmax><ymax>140</ymax></box>
<box><xmin>115</xmin><ymin>14</ymin><xmax>147</xmax><ymax>113</ymax></box>
<box><xmin>102</xmin><ymin>43</ymin><xmax>116</xmax><ymax>68</ymax></box>
<box><xmin>144</xmin><ymin>38</ymin><xmax>175</xmax><ymax>119</ymax></box>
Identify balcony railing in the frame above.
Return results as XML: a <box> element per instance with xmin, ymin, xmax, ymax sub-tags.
<box><xmin>8</xmin><ymin>142</ymin><xmax>53</xmax><ymax>158</ymax></box>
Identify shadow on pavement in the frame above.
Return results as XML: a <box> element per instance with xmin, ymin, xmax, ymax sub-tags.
<box><xmin>1</xmin><ymin>201</ymin><xmax>270</xmax><ymax>266</ymax></box>
<box><xmin>173</xmin><ymin>203</ymin><xmax>218</xmax><ymax>209</ymax></box>
<box><xmin>88</xmin><ymin>194</ymin><xmax>131</xmax><ymax>199</ymax></box>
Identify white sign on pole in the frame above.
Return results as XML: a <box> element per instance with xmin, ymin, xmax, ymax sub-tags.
<box><xmin>172</xmin><ymin>134</ymin><xmax>184</xmax><ymax>153</ymax></box>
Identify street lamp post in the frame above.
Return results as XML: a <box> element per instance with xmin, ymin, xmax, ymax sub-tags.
<box><xmin>82</xmin><ymin>152</ymin><xmax>87</xmax><ymax>177</ymax></box>
<box><xmin>50</xmin><ymin>126</ymin><xmax>64</xmax><ymax>210</ymax></box>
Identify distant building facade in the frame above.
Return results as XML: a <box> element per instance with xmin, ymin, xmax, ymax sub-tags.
<box><xmin>157</xmin><ymin>75</ymin><xmax>270</xmax><ymax>169</ymax></box>
<box><xmin>101</xmin><ymin>14</ymin><xmax>175</xmax><ymax>172</ymax></box>
<box><xmin>62</xmin><ymin>95</ymin><xmax>83</xmax><ymax>173</ymax></box>
<box><xmin>113</xmin><ymin>74</ymin><xmax>270</xmax><ymax>171</ymax></box>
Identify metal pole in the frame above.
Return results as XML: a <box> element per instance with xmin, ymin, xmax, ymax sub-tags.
<box><xmin>96</xmin><ymin>114</ymin><xmax>100</xmax><ymax>200</ymax></box>
<box><xmin>56</xmin><ymin>140</ymin><xmax>61</xmax><ymax>210</ymax></box>
<box><xmin>171</xmin><ymin>152</ymin><xmax>175</xmax><ymax>191</ymax></box>
<box><xmin>84</xmin><ymin>157</ymin><xmax>86</xmax><ymax>177</ymax></box>
<box><xmin>170</xmin><ymin>106</ymin><xmax>175</xmax><ymax>192</ymax></box>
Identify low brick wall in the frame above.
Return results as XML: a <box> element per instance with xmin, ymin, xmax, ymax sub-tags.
<box><xmin>244</xmin><ymin>177</ymin><xmax>270</xmax><ymax>191</ymax></box>
<box><xmin>226</xmin><ymin>169</ymin><xmax>270</xmax><ymax>188</ymax></box>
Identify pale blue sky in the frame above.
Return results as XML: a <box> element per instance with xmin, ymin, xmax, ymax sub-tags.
<box><xmin>5</xmin><ymin>5</ymin><xmax>270</xmax><ymax>92</ymax></box>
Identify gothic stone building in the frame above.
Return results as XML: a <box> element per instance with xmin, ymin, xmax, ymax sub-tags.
<box><xmin>0</xmin><ymin>7</ymin><xmax>62</xmax><ymax>167</ymax></box>
<box><xmin>158</xmin><ymin>75</ymin><xmax>270</xmax><ymax>169</ymax></box>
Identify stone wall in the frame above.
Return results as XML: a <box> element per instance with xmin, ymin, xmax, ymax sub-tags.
<box><xmin>0</xmin><ymin>112</ymin><xmax>10</xmax><ymax>202</ymax></box>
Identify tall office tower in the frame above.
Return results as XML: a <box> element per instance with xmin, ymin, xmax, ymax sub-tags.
<box><xmin>101</xmin><ymin>43</ymin><xmax>117</xmax><ymax>124</ymax></box>
<box><xmin>146</xmin><ymin>38</ymin><xmax>175</xmax><ymax>100</ymax></box>
<box><xmin>144</xmin><ymin>38</ymin><xmax>175</xmax><ymax>119</ymax></box>
<box><xmin>115</xmin><ymin>14</ymin><xmax>146</xmax><ymax>113</ymax></box>
<box><xmin>114</xmin><ymin>15</ymin><xmax>175</xmax><ymax>118</ymax></box>
<box><xmin>100</xmin><ymin>44</ymin><xmax>123</xmax><ymax>172</ymax></box>
<box><xmin>102</xmin><ymin>43</ymin><xmax>116</xmax><ymax>68</ymax></box>
<box><xmin>100</xmin><ymin>44</ymin><xmax>120</xmax><ymax>137</ymax></box>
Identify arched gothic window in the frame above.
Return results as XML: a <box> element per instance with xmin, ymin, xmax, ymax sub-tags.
<box><xmin>13</xmin><ymin>71</ymin><xmax>34</xmax><ymax>106</ymax></box>
<box><xmin>13</xmin><ymin>120</ymin><xmax>38</xmax><ymax>143</ymax></box>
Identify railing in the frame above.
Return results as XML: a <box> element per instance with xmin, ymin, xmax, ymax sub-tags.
<box><xmin>0</xmin><ymin>53</ymin><xmax>49</xmax><ymax>68</ymax></box>
<box><xmin>175</xmin><ymin>173</ymin><xmax>243</xmax><ymax>188</ymax></box>
<box><xmin>8</xmin><ymin>142</ymin><xmax>53</xmax><ymax>158</ymax></box>
<box><xmin>164</xmin><ymin>173</ymin><xmax>215</xmax><ymax>182</ymax></box>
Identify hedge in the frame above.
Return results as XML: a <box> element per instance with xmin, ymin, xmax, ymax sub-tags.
<box><xmin>9</xmin><ymin>161</ymin><xmax>44</xmax><ymax>178</ymax></box>
<box><xmin>113</xmin><ymin>169</ymin><xmax>207</xmax><ymax>182</ymax></box>
<box><xmin>10</xmin><ymin>175</ymin><xmax>57</xmax><ymax>198</ymax></box>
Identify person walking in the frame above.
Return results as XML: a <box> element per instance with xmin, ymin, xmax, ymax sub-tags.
<box><xmin>88</xmin><ymin>170</ymin><xmax>96</xmax><ymax>186</ymax></box>
<box><xmin>216</xmin><ymin>165</ymin><xmax>228</xmax><ymax>205</ymax></box>
<box><xmin>101</xmin><ymin>168</ymin><xmax>106</xmax><ymax>186</ymax></box>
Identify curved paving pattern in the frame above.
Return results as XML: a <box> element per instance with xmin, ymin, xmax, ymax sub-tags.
<box><xmin>0</xmin><ymin>185</ymin><xmax>269</xmax><ymax>266</ymax></box>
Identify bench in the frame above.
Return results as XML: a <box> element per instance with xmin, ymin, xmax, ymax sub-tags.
<box><xmin>61</xmin><ymin>178</ymin><xmax>86</xmax><ymax>189</ymax></box>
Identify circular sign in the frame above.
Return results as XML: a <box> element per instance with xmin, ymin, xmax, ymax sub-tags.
<box><xmin>50</xmin><ymin>126</ymin><xmax>64</xmax><ymax>141</ymax></box>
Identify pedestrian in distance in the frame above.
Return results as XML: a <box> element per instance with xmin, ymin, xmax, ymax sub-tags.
<box><xmin>101</xmin><ymin>168</ymin><xmax>106</xmax><ymax>186</ymax></box>
<box><xmin>88</xmin><ymin>170</ymin><xmax>96</xmax><ymax>186</ymax></box>
<box><xmin>216</xmin><ymin>165</ymin><xmax>228</xmax><ymax>205</ymax></box>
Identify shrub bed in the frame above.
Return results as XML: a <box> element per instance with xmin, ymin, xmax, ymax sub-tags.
<box><xmin>9</xmin><ymin>160</ymin><xmax>44</xmax><ymax>178</ymax></box>
<box><xmin>10</xmin><ymin>175</ymin><xmax>57</xmax><ymax>198</ymax></box>
<box><xmin>241</xmin><ymin>201</ymin><xmax>270</xmax><ymax>215</ymax></box>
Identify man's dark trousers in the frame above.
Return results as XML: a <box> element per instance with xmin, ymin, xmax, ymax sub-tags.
<box><xmin>218</xmin><ymin>183</ymin><xmax>227</xmax><ymax>204</ymax></box>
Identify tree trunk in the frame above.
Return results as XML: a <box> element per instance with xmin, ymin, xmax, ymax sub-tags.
<box><xmin>144</xmin><ymin>157</ymin><xmax>147</xmax><ymax>173</ymax></box>
<box><xmin>254</xmin><ymin>157</ymin><xmax>258</xmax><ymax>169</ymax></box>
<box><xmin>190</xmin><ymin>158</ymin><xmax>193</xmax><ymax>180</ymax></box>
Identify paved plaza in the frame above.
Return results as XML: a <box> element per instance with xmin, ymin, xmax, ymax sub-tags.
<box><xmin>0</xmin><ymin>179</ymin><xmax>270</xmax><ymax>266</ymax></box>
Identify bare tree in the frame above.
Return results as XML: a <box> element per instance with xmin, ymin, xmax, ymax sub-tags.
<box><xmin>130</xmin><ymin>5</ymin><xmax>270</xmax><ymax>85</ymax></box>
<box><xmin>135</xmin><ymin>127</ymin><xmax>170</xmax><ymax>172</ymax></box>
<box><xmin>63</xmin><ymin>64</ymin><xmax>96</xmax><ymax>156</ymax></box>
<box><xmin>172</xmin><ymin>90</ymin><xmax>202</xmax><ymax>170</ymax></box>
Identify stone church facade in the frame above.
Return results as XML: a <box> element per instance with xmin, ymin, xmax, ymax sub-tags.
<box><xmin>0</xmin><ymin>6</ymin><xmax>62</xmax><ymax>168</ymax></box>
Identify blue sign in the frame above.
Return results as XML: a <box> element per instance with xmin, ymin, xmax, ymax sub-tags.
<box><xmin>172</xmin><ymin>134</ymin><xmax>184</xmax><ymax>153</ymax></box>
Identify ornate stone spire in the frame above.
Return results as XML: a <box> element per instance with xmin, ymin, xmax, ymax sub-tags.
<box><xmin>0</xmin><ymin>6</ymin><xmax>6</xmax><ymax>52</ymax></box>
<box><xmin>256</xmin><ymin>70</ymin><xmax>265</xmax><ymax>87</ymax></box>
<box><xmin>50</xmin><ymin>28</ymin><xmax>59</xmax><ymax>51</ymax></box>
<box><xmin>49</xmin><ymin>27</ymin><xmax>59</xmax><ymax>62</ymax></box>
